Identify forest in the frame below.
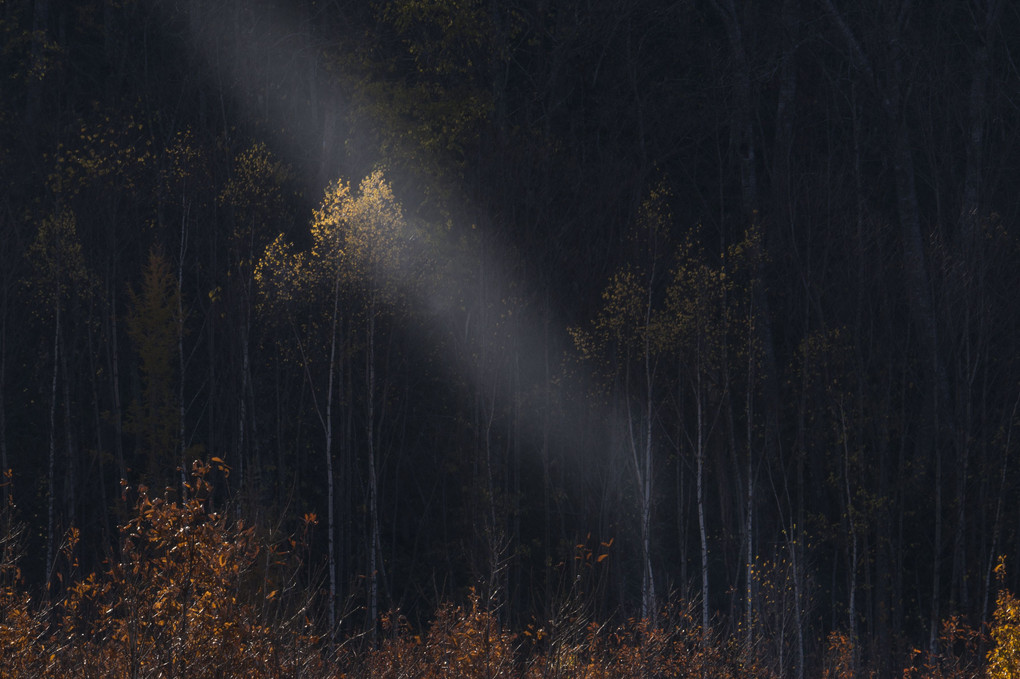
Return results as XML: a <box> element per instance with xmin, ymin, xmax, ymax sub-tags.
<box><xmin>2</xmin><ymin>0</ymin><xmax>1020</xmax><ymax>676</ymax></box>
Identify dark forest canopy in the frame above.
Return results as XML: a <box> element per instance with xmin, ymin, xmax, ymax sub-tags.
<box><xmin>2</xmin><ymin>0</ymin><xmax>1020</xmax><ymax>676</ymax></box>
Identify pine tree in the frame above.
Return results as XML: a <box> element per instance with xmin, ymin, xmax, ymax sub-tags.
<box><xmin>125</xmin><ymin>247</ymin><xmax>182</xmax><ymax>488</ymax></box>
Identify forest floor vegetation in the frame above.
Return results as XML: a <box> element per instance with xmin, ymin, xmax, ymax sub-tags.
<box><xmin>1</xmin><ymin>463</ymin><xmax>1018</xmax><ymax>679</ymax></box>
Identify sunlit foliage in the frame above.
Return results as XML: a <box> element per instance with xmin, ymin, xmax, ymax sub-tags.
<box><xmin>988</xmin><ymin>558</ymin><xmax>1020</xmax><ymax>679</ymax></box>
<box><xmin>257</xmin><ymin>168</ymin><xmax>412</xmax><ymax>328</ymax></box>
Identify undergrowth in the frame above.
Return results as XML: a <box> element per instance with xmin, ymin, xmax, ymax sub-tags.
<box><xmin>2</xmin><ymin>464</ymin><xmax>1019</xmax><ymax>678</ymax></box>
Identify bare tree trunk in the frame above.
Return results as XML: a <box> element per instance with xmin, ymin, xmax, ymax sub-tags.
<box><xmin>60</xmin><ymin>330</ymin><xmax>76</xmax><ymax>529</ymax></box>
<box><xmin>207</xmin><ymin>222</ymin><xmax>217</xmax><ymax>468</ymax></box>
<box><xmin>696</xmin><ymin>364</ymin><xmax>709</xmax><ymax>639</ymax></box>
<box><xmin>46</xmin><ymin>299</ymin><xmax>59</xmax><ymax>587</ymax></box>
<box><xmin>325</xmin><ymin>281</ymin><xmax>340</xmax><ymax>635</ymax></box>
<box><xmin>931</xmin><ymin>420</ymin><xmax>943</xmax><ymax>652</ymax></box>
<box><xmin>958</xmin><ymin>0</ymin><xmax>1001</xmax><ymax>250</ymax></box>
<box><xmin>676</xmin><ymin>360</ymin><xmax>689</xmax><ymax>592</ymax></box>
<box><xmin>86</xmin><ymin>298</ymin><xmax>112</xmax><ymax>546</ymax></box>
<box><xmin>952</xmin><ymin>0</ymin><xmax>1001</xmax><ymax>620</ymax></box>
<box><xmin>107</xmin><ymin>272</ymin><xmax>126</xmax><ymax>481</ymax></box>
<box><xmin>0</xmin><ymin>268</ymin><xmax>8</xmax><ymax>508</ymax></box>
<box><xmin>178</xmin><ymin>196</ymin><xmax>189</xmax><ymax>495</ymax></box>
<box><xmin>822</xmin><ymin>0</ymin><xmax>957</xmax><ymax>654</ymax></box>
<box><xmin>290</xmin><ymin>272</ymin><xmax>342</xmax><ymax>636</ymax></box>
<box><xmin>624</xmin><ymin>351</ymin><xmax>656</xmax><ymax>623</ymax></box>
<box><xmin>367</xmin><ymin>297</ymin><xmax>379</xmax><ymax>640</ymax></box>
<box><xmin>237</xmin><ymin>326</ymin><xmax>249</xmax><ymax>489</ymax></box>
<box><xmin>745</xmin><ymin>332</ymin><xmax>755</xmax><ymax>658</ymax></box>
<box><xmin>771</xmin><ymin>10</ymin><xmax>805</xmax><ymax>669</ymax></box>
<box><xmin>840</xmin><ymin>399</ymin><xmax>857</xmax><ymax>641</ymax></box>
<box><xmin>642</xmin><ymin>279</ymin><xmax>656</xmax><ymax>620</ymax></box>
<box><xmin>983</xmin><ymin>391</ymin><xmax>1018</xmax><ymax>623</ymax></box>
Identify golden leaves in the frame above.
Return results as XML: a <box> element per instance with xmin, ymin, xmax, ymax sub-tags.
<box><xmin>0</xmin><ymin>460</ymin><xmax>326</xmax><ymax>677</ymax></box>
<box><xmin>310</xmin><ymin>169</ymin><xmax>409</xmax><ymax>297</ymax></box>
<box><xmin>572</xmin><ymin>224</ymin><xmax>763</xmax><ymax>393</ymax></box>
<box><xmin>256</xmin><ymin>169</ymin><xmax>410</xmax><ymax>347</ymax></box>
<box><xmin>25</xmin><ymin>209</ymin><xmax>93</xmax><ymax>318</ymax></box>
<box><xmin>219</xmin><ymin>142</ymin><xmax>292</xmax><ymax>249</ymax></box>
<box><xmin>988</xmin><ymin>558</ymin><xmax>1020</xmax><ymax>679</ymax></box>
<box><xmin>218</xmin><ymin>141</ymin><xmax>290</xmax><ymax>212</ymax></box>
<box><xmin>50</xmin><ymin>116</ymin><xmax>153</xmax><ymax>197</ymax></box>
<box><xmin>161</xmin><ymin>127</ymin><xmax>206</xmax><ymax>196</ymax></box>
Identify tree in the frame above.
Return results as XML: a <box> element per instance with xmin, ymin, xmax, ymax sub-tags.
<box><xmin>25</xmin><ymin>208</ymin><xmax>90</xmax><ymax>587</ymax></box>
<box><xmin>330</xmin><ymin>170</ymin><xmax>410</xmax><ymax>637</ymax></box>
<box><xmin>258</xmin><ymin>169</ymin><xmax>410</xmax><ymax>636</ymax></box>
<box><xmin>661</xmin><ymin>231</ymin><xmax>731</xmax><ymax>639</ymax></box>
<box><xmin>570</xmin><ymin>181</ymin><xmax>678</xmax><ymax>622</ymax></box>
<box><xmin>0</xmin><ymin>205</ymin><xmax>18</xmax><ymax>511</ymax></box>
<box><xmin>125</xmin><ymin>247</ymin><xmax>183</xmax><ymax>489</ymax></box>
<box><xmin>218</xmin><ymin>141</ymin><xmax>292</xmax><ymax>490</ymax></box>
<box><xmin>819</xmin><ymin>2</ymin><xmax>957</xmax><ymax>651</ymax></box>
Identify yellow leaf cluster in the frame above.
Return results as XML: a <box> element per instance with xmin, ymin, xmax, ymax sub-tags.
<box><xmin>989</xmin><ymin>558</ymin><xmax>1020</xmax><ymax>679</ymax></box>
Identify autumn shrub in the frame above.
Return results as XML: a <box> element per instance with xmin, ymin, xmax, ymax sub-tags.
<box><xmin>356</xmin><ymin>592</ymin><xmax>517</xmax><ymax>679</ymax></box>
<box><xmin>423</xmin><ymin>593</ymin><xmax>517</xmax><ymax>679</ymax></box>
<box><xmin>100</xmin><ymin>478</ymin><xmax>274</xmax><ymax>675</ymax></box>
<box><xmin>0</xmin><ymin>477</ymin><xmax>47</xmax><ymax>678</ymax></box>
<box><xmin>352</xmin><ymin>594</ymin><xmax>728</xmax><ymax>679</ymax></box>
<box><xmin>987</xmin><ymin>558</ymin><xmax>1020</xmax><ymax>679</ymax></box>
<box><xmin>0</xmin><ymin>459</ymin><xmax>327</xmax><ymax>679</ymax></box>
<box><xmin>898</xmin><ymin>615</ymin><xmax>985</xmax><ymax>679</ymax></box>
<box><xmin>518</xmin><ymin>598</ymin><xmax>771</xmax><ymax>679</ymax></box>
<box><xmin>12</xmin><ymin>459</ymin><xmax>1020</xmax><ymax>679</ymax></box>
<box><xmin>355</xmin><ymin>610</ymin><xmax>428</xmax><ymax>679</ymax></box>
<box><xmin>821</xmin><ymin>630</ymin><xmax>858</xmax><ymax>679</ymax></box>
<box><xmin>97</xmin><ymin>460</ymin><xmax>325</xmax><ymax>678</ymax></box>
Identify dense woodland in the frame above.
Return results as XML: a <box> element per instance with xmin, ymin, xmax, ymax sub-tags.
<box><xmin>3</xmin><ymin>0</ymin><xmax>1020</xmax><ymax>676</ymax></box>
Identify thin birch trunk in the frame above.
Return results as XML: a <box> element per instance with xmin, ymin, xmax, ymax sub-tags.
<box><xmin>290</xmin><ymin>276</ymin><xmax>340</xmax><ymax>635</ymax></box>
<box><xmin>325</xmin><ymin>276</ymin><xmax>339</xmax><ymax>635</ymax></box>
<box><xmin>367</xmin><ymin>297</ymin><xmax>379</xmax><ymax>639</ymax></box>
<box><xmin>0</xmin><ymin>278</ymin><xmax>7</xmax><ymax>508</ymax></box>
<box><xmin>86</xmin><ymin>300</ymin><xmax>112</xmax><ymax>545</ymax></box>
<box><xmin>178</xmin><ymin>196</ymin><xmax>189</xmax><ymax>495</ymax></box>
<box><xmin>697</xmin><ymin>363</ymin><xmax>709</xmax><ymax>639</ymax></box>
<box><xmin>60</xmin><ymin>331</ymin><xmax>75</xmax><ymax>528</ymax></box>
<box><xmin>46</xmin><ymin>297</ymin><xmax>59</xmax><ymax>587</ymax></box>
<box><xmin>676</xmin><ymin>360</ymin><xmax>688</xmax><ymax>591</ymax></box>
<box><xmin>840</xmin><ymin>399</ymin><xmax>857</xmax><ymax>640</ymax></box>
<box><xmin>238</xmin><ymin>327</ymin><xmax>248</xmax><ymax>489</ymax></box>
<box><xmin>108</xmin><ymin>274</ymin><xmax>126</xmax><ymax>481</ymax></box>
<box><xmin>745</xmin><ymin>340</ymin><xmax>754</xmax><ymax>657</ymax></box>
<box><xmin>642</xmin><ymin>276</ymin><xmax>655</xmax><ymax>621</ymax></box>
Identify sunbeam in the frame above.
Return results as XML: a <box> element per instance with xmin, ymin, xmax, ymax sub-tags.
<box><xmin>162</xmin><ymin>0</ymin><xmax>623</xmax><ymax>618</ymax></box>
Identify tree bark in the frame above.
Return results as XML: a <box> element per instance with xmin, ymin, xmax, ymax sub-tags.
<box><xmin>367</xmin><ymin>296</ymin><xmax>379</xmax><ymax>640</ymax></box>
<box><xmin>696</xmin><ymin>363</ymin><xmax>709</xmax><ymax>639</ymax></box>
<box><xmin>45</xmin><ymin>294</ymin><xmax>59</xmax><ymax>588</ymax></box>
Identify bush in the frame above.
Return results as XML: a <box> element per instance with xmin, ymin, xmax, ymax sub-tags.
<box><xmin>988</xmin><ymin>558</ymin><xmax>1020</xmax><ymax>679</ymax></box>
<box><xmin>3</xmin><ymin>460</ymin><xmax>325</xmax><ymax>679</ymax></box>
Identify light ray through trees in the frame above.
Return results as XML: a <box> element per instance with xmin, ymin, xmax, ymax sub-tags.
<box><xmin>160</xmin><ymin>0</ymin><xmax>639</xmax><ymax>623</ymax></box>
